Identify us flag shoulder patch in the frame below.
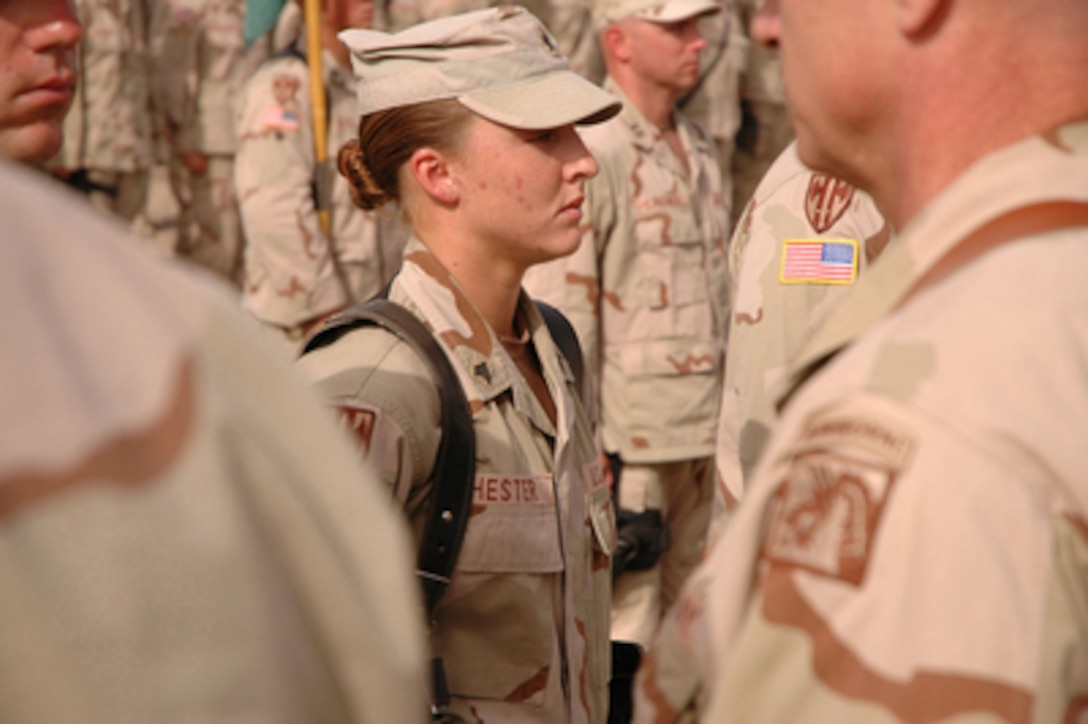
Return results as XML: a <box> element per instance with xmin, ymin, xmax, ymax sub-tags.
<box><xmin>262</xmin><ymin>104</ymin><xmax>299</xmax><ymax>132</ymax></box>
<box><xmin>779</xmin><ymin>238</ymin><xmax>859</xmax><ymax>285</ymax></box>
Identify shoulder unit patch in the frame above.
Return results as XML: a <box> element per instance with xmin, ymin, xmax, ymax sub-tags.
<box><xmin>761</xmin><ymin>408</ymin><xmax>916</xmax><ymax>586</ymax></box>
<box><xmin>805</xmin><ymin>173</ymin><xmax>855</xmax><ymax>232</ymax></box>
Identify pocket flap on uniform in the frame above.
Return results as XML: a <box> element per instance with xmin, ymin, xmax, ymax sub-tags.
<box><xmin>456</xmin><ymin>474</ymin><xmax>564</xmax><ymax>574</ymax></box>
<box><xmin>616</xmin><ymin>338</ymin><xmax>721</xmax><ymax>378</ymax></box>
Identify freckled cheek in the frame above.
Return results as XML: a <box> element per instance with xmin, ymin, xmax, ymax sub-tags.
<box><xmin>513</xmin><ymin>175</ymin><xmax>536</xmax><ymax>210</ymax></box>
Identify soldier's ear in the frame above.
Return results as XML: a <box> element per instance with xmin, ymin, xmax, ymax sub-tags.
<box><xmin>407</xmin><ymin>147</ymin><xmax>459</xmax><ymax>205</ymax></box>
<box><xmin>601</xmin><ymin>23</ymin><xmax>633</xmax><ymax>63</ymax></box>
<box><xmin>895</xmin><ymin>0</ymin><xmax>948</xmax><ymax>37</ymax></box>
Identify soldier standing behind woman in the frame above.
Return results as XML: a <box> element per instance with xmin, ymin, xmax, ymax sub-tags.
<box><xmin>149</xmin><ymin>0</ymin><xmax>272</xmax><ymax>286</ymax></box>
<box><xmin>48</xmin><ymin>0</ymin><xmax>155</xmax><ymax>229</ymax></box>
<box><xmin>235</xmin><ymin>0</ymin><xmax>406</xmax><ymax>346</ymax></box>
<box><xmin>524</xmin><ymin>0</ymin><xmax>732</xmax><ymax>659</ymax></box>
<box><xmin>298</xmin><ymin>7</ymin><xmax>620</xmax><ymax>722</ymax></box>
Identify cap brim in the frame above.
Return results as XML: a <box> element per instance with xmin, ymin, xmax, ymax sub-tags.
<box><xmin>636</xmin><ymin>0</ymin><xmax>721</xmax><ymax>23</ymax></box>
<box><xmin>459</xmin><ymin>70</ymin><xmax>621</xmax><ymax>130</ymax></box>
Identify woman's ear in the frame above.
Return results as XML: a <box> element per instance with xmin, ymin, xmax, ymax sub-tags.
<box><xmin>407</xmin><ymin>147</ymin><xmax>459</xmax><ymax>205</ymax></box>
<box><xmin>895</xmin><ymin>0</ymin><xmax>948</xmax><ymax>37</ymax></box>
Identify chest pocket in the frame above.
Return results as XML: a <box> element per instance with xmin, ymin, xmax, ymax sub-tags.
<box><xmin>635</xmin><ymin>205</ymin><xmax>711</xmax><ymax>311</ymax></box>
<box><xmin>437</xmin><ymin>473</ymin><xmax>563</xmax><ymax>706</ymax></box>
<box><xmin>456</xmin><ymin>473</ymin><xmax>563</xmax><ymax>573</ymax></box>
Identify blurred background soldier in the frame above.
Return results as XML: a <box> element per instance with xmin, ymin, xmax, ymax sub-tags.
<box><xmin>48</xmin><ymin>0</ymin><xmax>155</xmax><ymax>232</ymax></box>
<box><xmin>149</xmin><ymin>0</ymin><xmax>272</xmax><ymax>286</ymax></box>
<box><xmin>525</xmin><ymin>0</ymin><xmax>731</xmax><ymax>668</ymax></box>
<box><xmin>235</xmin><ymin>0</ymin><xmax>406</xmax><ymax>346</ymax></box>
<box><xmin>379</xmin><ymin>0</ymin><xmax>493</xmax><ymax>30</ymax></box>
<box><xmin>676</xmin><ymin>0</ymin><xmax>744</xmax><ymax>203</ymax></box>
<box><xmin>379</xmin><ymin>0</ymin><xmax>602</xmax><ymax>82</ymax></box>
<box><xmin>728</xmin><ymin>0</ymin><xmax>793</xmax><ymax>225</ymax></box>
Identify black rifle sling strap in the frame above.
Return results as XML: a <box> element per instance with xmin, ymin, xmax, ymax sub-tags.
<box><xmin>301</xmin><ymin>299</ymin><xmax>476</xmax><ymax>618</ymax></box>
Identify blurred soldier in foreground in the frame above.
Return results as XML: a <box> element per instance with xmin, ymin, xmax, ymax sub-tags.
<box><xmin>235</xmin><ymin>0</ymin><xmax>406</xmax><ymax>346</ymax></box>
<box><xmin>150</xmin><ymin>0</ymin><xmax>271</xmax><ymax>285</ymax></box>
<box><xmin>636</xmin><ymin>0</ymin><xmax>1088</xmax><ymax>720</ymax></box>
<box><xmin>49</xmin><ymin>0</ymin><xmax>155</xmax><ymax>229</ymax></box>
<box><xmin>0</xmin><ymin>0</ymin><xmax>82</xmax><ymax>166</ymax></box>
<box><xmin>0</xmin><ymin>157</ymin><xmax>427</xmax><ymax>723</ymax></box>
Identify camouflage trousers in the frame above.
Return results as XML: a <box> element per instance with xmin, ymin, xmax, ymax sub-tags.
<box><xmin>611</xmin><ymin>456</ymin><xmax>714</xmax><ymax>649</ymax></box>
<box><xmin>171</xmin><ymin>155</ymin><xmax>245</xmax><ymax>288</ymax></box>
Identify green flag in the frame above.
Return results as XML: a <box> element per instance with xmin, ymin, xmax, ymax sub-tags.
<box><xmin>244</xmin><ymin>0</ymin><xmax>287</xmax><ymax>46</ymax></box>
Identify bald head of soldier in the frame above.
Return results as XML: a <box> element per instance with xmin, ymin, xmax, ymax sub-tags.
<box><xmin>0</xmin><ymin>0</ymin><xmax>82</xmax><ymax>166</ymax></box>
<box><xmin>752</xmin><ymin>0</ymin><xmax>1088</xmax><ymax>230</ymax></box>
<box><xmin>593</xmin><ymin>0</ymin><xmax>721</xmax><ymax>115</ymax></box>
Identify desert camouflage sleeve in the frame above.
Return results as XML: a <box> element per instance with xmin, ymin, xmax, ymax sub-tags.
<box><xmin>235</xmin><ymin>59</ymin><xmax>350</xmax><ymax>328</ymax></box>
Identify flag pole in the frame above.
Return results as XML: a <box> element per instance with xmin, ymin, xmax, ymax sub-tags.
<box><xmin>303</xmin><ymin>0</ymin><xmax>331</xmax><ymax>238</ymax></box>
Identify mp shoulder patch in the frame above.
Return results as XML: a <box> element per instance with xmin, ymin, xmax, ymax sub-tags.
<box><xmin>805</xmin><ymin>173</ymin><xmax>855</xmax><ymax>232</ymax></box>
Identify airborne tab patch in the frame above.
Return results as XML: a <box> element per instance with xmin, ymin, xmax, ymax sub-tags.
<box><xmin>761</xmin><ymin>408</ymin><xmax>915</xmax><ymax>586</ymax></box>
<box><xmin>779</xmin><ymin>238</ymin><xmax>859</xmax><ymax>285</ymax></box>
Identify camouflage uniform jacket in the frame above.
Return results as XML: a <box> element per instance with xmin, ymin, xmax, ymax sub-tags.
<box><xmin>150</xmin><ymin>0</ymin><xmax>269</xmax><ymax>156</ymax></box>
<box><xmin>715</xmin><ymin>142</ymin><xmax>889</xmax><ymax>517</ymax></box>
<box><xmin>299</xmin><ymin>238</ymin><xmax>616</xmax><ymax>723</ymax></box>
<box><xmin>636</xmin><ymin>123</ymin><xmax>1088</xmax><ymax>723</ymax></box>
<box><xmin>524</xmin><ymin>79</ymin><xmax>730</xmax><ymax>464</ymax></box>
<box><xmin>0</xmin><ymin>161</ymin><xmax>427</xmax><ymax>723</ymax></box>
<box><xmin>235</xmin><ymin>44</ymin><xmax>402</xmax><ymax>329</ymax></box>
<box><xmin>53</xmin><ymin>0</ymin><xmax>152</xmax><ymax>172</ymax></box>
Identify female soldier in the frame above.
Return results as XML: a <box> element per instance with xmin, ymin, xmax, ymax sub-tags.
<box><xmin>297</xmin><ymin>7</ymin><xmax>620</xmax><ymax>723</ymax></box>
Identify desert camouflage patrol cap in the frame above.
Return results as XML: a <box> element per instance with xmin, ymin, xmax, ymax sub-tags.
<box><xmin>340</xmin><ymin>6</ymin><xmax>621</xmax><ymax>130</ymax></box>
<box><xmin>593</xmin><ymin>0</ymin><xmax>722</xmax><ymax>26</ymax></box>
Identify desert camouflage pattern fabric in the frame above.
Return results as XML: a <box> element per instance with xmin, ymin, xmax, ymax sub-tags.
<box><xmin>524</xmin><ymin>78</ymin><xmax>730</xmax><ymax>464</ymax></box>
<box><xmin>299</xmin><ymin>237</ymin><xmax>616</xmax><ymax>723</ymax></box>
<box><xmin>712</xmin><ymin>141</ymin><xmax>889</xmax><ymax>532</ymax></box>
<box><xmin>235</xmin><ymin>46</ymin><xmax>405</xmax><ymax>333</ymax></box>
<box><xmin>53</xmin><ymin>0</ymin><xmax>153</xmax><ymax>174</ymax></box>
<box><xmin>148</xmin><ymin>0</ymin><xmax>270</xmax><ymax>283</ymax></box>
<box><xmin>635</xmin><ymin>122</ymin><xmax>1088</xmax><ymax>723</ymax></box>
<box><xmin>150</xmin><ymin>0</ymin><xmax>268</xmax><ymax>156</ymax></box>
<box><xmin>0</xmin><ymin>160</ymin><xmax>427</xmax><ymax>724</ymax></box>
